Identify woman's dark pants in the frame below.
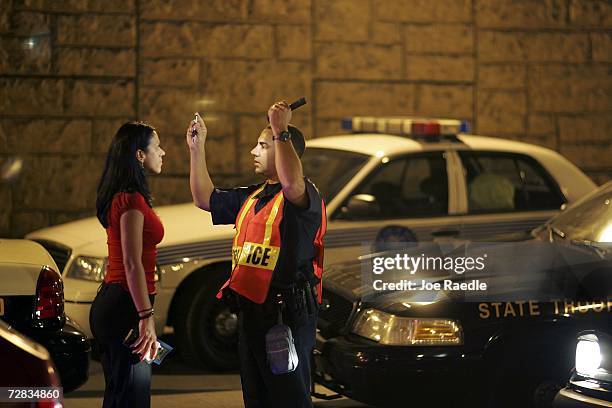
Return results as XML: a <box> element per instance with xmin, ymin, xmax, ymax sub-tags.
<box><xmin>90</xmin><ymin>283</ymin><xmax>155</xmax><ymax>408</ymax></box>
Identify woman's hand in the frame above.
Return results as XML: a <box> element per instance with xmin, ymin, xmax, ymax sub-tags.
<box><xmin>131</xmin><ymin>316</ymin><xmax>158</xmax><ymax>362</ymax></box>
<box><xmin>186</xmin><ymin>112</ymin><xmax>207</xmax><ymax>154</ymax></box>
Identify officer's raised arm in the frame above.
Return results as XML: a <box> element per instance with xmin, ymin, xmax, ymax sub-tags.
<box><xmin>186</xmin><ymin>113</ymin><xmax>215</xmax><ymax>211</ymax></box>
<box><xmin>268</xmin><ymin>101</ymin><xmax>308</xmax><ymax>209</ymax></box>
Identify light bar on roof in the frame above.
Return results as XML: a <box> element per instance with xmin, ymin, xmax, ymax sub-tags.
<box><xmin>341</xmin><ymin>117</ymin><xmax>470</xmax><ymax>136</ymax></box>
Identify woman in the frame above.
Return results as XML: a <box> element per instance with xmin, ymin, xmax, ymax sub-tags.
<box><xmin>90</xmin><ymin>121</ymin><xmax>165</xmax><ymax>408</ymax></box>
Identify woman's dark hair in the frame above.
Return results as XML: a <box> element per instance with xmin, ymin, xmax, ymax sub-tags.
<box><xmin>96</xmin><ymin>121</ymin><xmax>156</xmax><ymax>228</ymax></box>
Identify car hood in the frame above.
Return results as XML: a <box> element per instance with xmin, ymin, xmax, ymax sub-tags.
<box><xmin>26</xmin><ymin>203</ymin><xmax>233</xmax><ymax>256</ymax></box>
<box><xmin>477</xmin><ymin>229</ymin><xmax>536</xmax><ymax>242</ymax></box>
<box><xmin>324</xmin><ymin>236</ymin><xmax>606</xmax><ymax>316</ymax></box>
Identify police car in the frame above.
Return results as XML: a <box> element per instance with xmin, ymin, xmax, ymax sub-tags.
<box><xmin>26</xmin><ymin>117</ymin><xmax>596</xmax><ymax>369</ymax></box>
<box><xmin>314</xmin><ymin>181</ymin><xmax>612</xmax><ymax>407</ymax></box>
<box><xmin>0</xmin><ymin>239</ymin><xmax>90</xmax><ymax>392</ymax></box>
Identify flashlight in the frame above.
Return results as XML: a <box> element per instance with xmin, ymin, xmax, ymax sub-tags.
<box><xmin>289</xmin><ymin>97</ymin><xmax>307</xmax><ymax>111</ymax></box>
<box><xmin>267</xmin><ymin>97</ymin><xmax>307</xmax><ymax>121</ymax></box>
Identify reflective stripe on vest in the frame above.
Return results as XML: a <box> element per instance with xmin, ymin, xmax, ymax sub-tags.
<box><xmin>217</xmin><ymin>184</ymin><xmax>327</xmax><ymax>305</ymax></box>
<box><xmin>220</xmin><ymin>185</ymin><xmax>285</xmax><ymax>304</ymax></box>
<box><xmin>231</xmin><ymin>184</ymin><xmax>266</xmax><ymax>271</ymax></box>
<box><xmin>233</xmin><ymin>192</ymin><xmax>284</xmax><ymax>272</ymax></box>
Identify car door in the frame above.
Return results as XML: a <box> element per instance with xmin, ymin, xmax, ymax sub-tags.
<box><xmin>455</xmin><ymin>150</ymin><xmax>566</xmax><ymax>240</ymax></box>
<box><xmin>325</xmin><ymin>151</ymin><xmax>464</xmax><ymax>266</ymax></box>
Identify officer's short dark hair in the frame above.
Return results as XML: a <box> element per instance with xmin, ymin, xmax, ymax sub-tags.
<box><xmin>266</xmin><ymin>124</ymin><xmax>305</xmax><ymax>157</ymax></box>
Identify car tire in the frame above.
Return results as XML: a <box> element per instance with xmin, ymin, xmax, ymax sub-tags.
<box><xmin>174</xmin><ymin>266</ymin><xmax>239</xmax><ymax>370</ymax></box>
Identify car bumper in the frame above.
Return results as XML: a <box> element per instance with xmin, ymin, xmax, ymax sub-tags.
<box><xmin>553</xmin><ymin>387</ymin><xmax>612</xmax><ymax>408</ymax></box>
<box><xmin>313</xmin><ymin>333</ymin><xmax>480</xmax><ymax>406</ymax></box>
<box><xmin>65</xmin><ymin>300</ymin><xmax>93</xmax><ymax>338</ymax></box>
<box><xmin>28</xmin><ymin>321</ymin><xmax>90</xmax><ymax>393</ymax></box>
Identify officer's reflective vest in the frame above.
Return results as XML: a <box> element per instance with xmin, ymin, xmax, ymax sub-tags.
<box><xmin>217</xmin><ymin>184</ymin><xmax>327</xmax><ymax>304</ymax></box>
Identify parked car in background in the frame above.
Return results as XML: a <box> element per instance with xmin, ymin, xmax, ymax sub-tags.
<box><xmin>0</xmin><ymin>239</ymin><xmax>89</xmax><ymax>392</ymax></box>
<box><xmin>553</xmin><ymin>330</ymin><xmax>612</xmax><ymax>408</ymax></box>
<box><xmin>27</xmin><ymin>117</ymin><xmax>596</xmax><ymax>369</ymax></box>
<box><xmin>314</xmin><ymin>181</ymin><xmax>612</xmax><ymax>407</ymax></box>
<box><xmin>0</xmin><ymin>319</ymin><xmax>64</xmax><ymax>407</ymax></box>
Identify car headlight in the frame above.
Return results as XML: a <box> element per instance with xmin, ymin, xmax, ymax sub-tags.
<box><xmin>351</xmin><ymin>308</ymin><xmax>463</xmax><ymax>346</ymax></box>
<box><xmin>66</xmin><ymin>256</ymin><xmax>107</xmax><ymax>282</ymax></box>
<box><xmin>574</xmin><ymin>332</ymin><xmax>612</xmax><ymax>384</ymax></box>
<box><xmin>576</xmin><ymin>338</ymin><xmax>601</xmax><ymax>376</ymax></box>
<box><xmin>576</xmin><ymin>331</ymin><xmax>612</xmax><ymax>381</ymax></box>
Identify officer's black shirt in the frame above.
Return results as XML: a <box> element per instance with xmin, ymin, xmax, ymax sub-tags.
<box><xmin>209</xmin><ymin>178</ymin><xmax>323</xmax><ymax>291</ymax></box>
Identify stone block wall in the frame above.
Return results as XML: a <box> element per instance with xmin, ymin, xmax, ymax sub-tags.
<box><xmin>0</xmin><ymin>0</ymin><xmax>610</xmax><ymax>237</ymax></box>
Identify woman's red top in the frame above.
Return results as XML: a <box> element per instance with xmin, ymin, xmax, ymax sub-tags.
<box><xmin>104</xmin><ymin>192</ymin><xmax>164</xmax><ymax>294</ymax></box>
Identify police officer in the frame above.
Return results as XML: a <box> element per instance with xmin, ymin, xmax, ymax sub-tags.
<box><xmin>186</xmin><ymin>101</ymin><xmax>326</xmax><ymax>408</ymax></box>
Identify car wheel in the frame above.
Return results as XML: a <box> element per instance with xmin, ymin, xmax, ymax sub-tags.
<box><xmin>174</xmin><ymin>267</ymin><xmax>239</xmax><ymax>370</ymax></box>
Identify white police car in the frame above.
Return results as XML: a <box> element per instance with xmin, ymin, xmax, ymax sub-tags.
<box><xmin>26</xmin><ymin>117</ymin><xmax>596</xmax><ymax>369</ymax></box>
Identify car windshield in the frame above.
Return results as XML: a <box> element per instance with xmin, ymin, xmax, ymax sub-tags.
<box><xmin>549</xmin><ymin>183</ymin><xmax>612</xmax><ymax>243</ymax></box>
<box><xmin>301</xmin><ymin>148</ymin><xmax>369</xmax><ymax>202</ymax></box>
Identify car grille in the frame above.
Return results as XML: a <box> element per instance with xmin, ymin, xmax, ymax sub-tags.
<box><xmin>318</xmin><ymin>288</ymin><xmax>355</xmax><ymax>338</ymax></box>
<box><xmin>34</xmin><ymin>240</ymin><xmax>72</xmax><ymax>273</ymax></box>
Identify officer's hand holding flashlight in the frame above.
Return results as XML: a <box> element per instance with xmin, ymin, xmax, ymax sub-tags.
<box><xmin>268</xmin><ymin>101</ymin><xmax>291</xmax><ymax>136</ymax></box>
<box><xmin>186</xmin><ymin>112</ymin><xmax>207</xmax><ymax>154</ymax></box>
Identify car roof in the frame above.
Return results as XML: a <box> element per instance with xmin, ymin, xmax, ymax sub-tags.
<box><xmin>306</xmin><ymin>133</ymin><xmax>556</xmax><ymax>158</ymax></box>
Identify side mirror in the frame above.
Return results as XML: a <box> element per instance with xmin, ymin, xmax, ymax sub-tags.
<box><xmin>340</xmin><ymin>194</ymin><xmax>379</xmax><ymax>219</ymax></box>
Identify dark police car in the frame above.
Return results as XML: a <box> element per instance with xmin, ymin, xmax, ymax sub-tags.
<box><xmin>314</xmin><ymin>182</ymin><xmax>612</xmax><ymax>407</ymax></box>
